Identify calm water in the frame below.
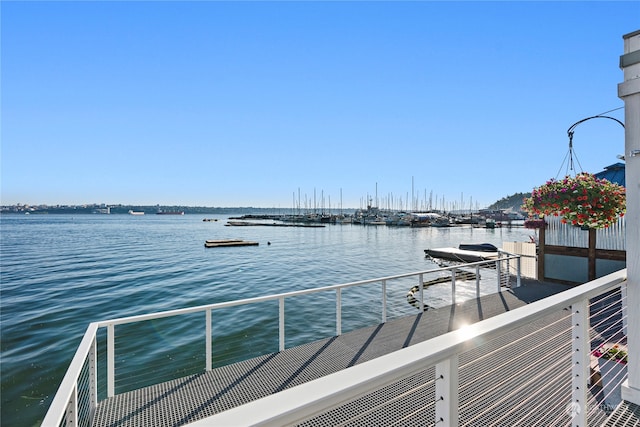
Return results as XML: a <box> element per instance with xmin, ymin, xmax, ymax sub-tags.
<box><xmin>0</xmin><ymin>213</ymin><xmax>533</xmax><ymax>426</ymax></box>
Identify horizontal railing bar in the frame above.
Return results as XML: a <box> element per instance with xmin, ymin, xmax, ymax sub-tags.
<box><xmin>191</xmin><ymin>269</ymin><xmax>627</xmax><ymax>426</ymax></box>
<box><xmin>509</xmin><ymin>253</ymin><xmax>536</xmax><ymax>258</ymax></box>
<box><xmin>41</xmin><ymin>322</ymin><xmax>100</xmax><ymax>427</ymax></box>
<box><xmin>97</xmin><ymin>257</ymin><xmax>519</xmax><ymax>327</ymax></box>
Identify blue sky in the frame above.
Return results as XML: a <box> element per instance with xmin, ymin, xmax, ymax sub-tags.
<box><xmin>2</xmin><ymin>1</ymin><xmax>638</xmax><ymax>210</ymax></box>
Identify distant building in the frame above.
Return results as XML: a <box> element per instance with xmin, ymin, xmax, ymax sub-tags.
<box><xmin>595</xmin><ymin>162</ymin><xmax>625</xmax><ymax>186</ymax></box>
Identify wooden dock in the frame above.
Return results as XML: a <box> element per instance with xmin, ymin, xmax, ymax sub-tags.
<box><xmin>204</xmin><ymin>239</ymin><xmax>259</xmax><ymax>248</ymax></box>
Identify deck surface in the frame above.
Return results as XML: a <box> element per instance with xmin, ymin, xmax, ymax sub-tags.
<box><xmin>92</xmin><ymin>279</ymin><xmax>637</xmax><ymax>427</ymax></box>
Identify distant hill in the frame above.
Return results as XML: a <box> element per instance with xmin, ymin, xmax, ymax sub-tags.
<box><xmin>486</xmin><ymin>192</ymin><xmax>531</xmax><ymax>212</ymax></box>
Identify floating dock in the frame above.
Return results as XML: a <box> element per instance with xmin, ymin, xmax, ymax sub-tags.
<box><xmin>225</xmin><ymin>221</ymin><xmax>325</xmax><ymax>228</ymax></box>
<box><xmin>204</xmin><ymin>239</ymin><xmax>259</xmax><ymax>248</ymax></box>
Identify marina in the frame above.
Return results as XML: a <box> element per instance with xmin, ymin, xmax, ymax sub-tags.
<box><xmin>227</xmin><ymin>207</ymin><xmax>527</xmax><ymax>229</ymax></box>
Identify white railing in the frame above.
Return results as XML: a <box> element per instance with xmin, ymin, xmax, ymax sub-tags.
<box><xmin>42</xmin><ymin>255</ymin><xmax>521</xmax><ymax>426</ymax></box>
<box><xmin>190</xmin><ymin>269</ymin><xmax>628</xmax><ymax>427</ymax></box>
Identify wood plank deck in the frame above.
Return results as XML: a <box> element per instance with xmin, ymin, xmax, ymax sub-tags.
<box><xmin>92</xmin><ymin>279</ymin><xmax>635</xmax><ymax>426</ymax></box>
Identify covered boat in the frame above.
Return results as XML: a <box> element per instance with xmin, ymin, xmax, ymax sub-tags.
<box><xmin>458</xmin><ymin>243</ymin><xmax>498</xmax><ymax>252</ymax></box>
<box><xmin>424</xmin><ymin>243</ymin><xmax>499</xmax><ymax>263</ymax></box>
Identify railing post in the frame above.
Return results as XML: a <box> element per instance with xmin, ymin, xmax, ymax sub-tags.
<box><xmin>107</xmin><ymin>324</ymin><xmax>115</xmax><ymax>398</ymax></box>
<box><xmin>496</xmin><ymin>256</ymin><xmax>502</xmax><ymax>293</ymax></box>
<box><xmin>475</xmin><ymin>265</ymin><xmax>481</xmax><ymax>297</ymax></box>
<box><xmin>89</xmin><ymin>337</ymin><xmax>97</xmax><ymax>416</ymax></box>
<box><xmin>516</xmin><ymin>256</ymin><xmax>522</xmax><ymax>288</ymax></box>
<box><xmin>419</xmin><ymin>273</ymin><xmax>425</xmax><ymax>312</ymax></box>
<box><xmin>206</xmin><ymin>309</ymin><xmax>212</xmax><ymax>371</ymax></box>
<box><xmin>381</xmin><ymin>280</ymin><xmax>387</xmax><ymax>323</ymax></box>
<box><xmin>336</xmin><ymin>288</ymin><xmax>342</xmax><ymax>336</ymax></box>
<box><xmin>435</xmin><ymin>356</ymin><xmax>459</xmax><ymax>427</ymax></box>
<box><xmin>506</xmin><ymin>257</ymin><xmax>511</xmax><ymax>288</ymax></box>
<box><xmin>279</xmin><ymin>297</ymin><xmax>285</xmax><ymax>352</ymax></box>
<box><xmin>622</xmin><ymin>282</ymin><xmax>628</xmax><ymax>337</ymax></box>
<box><xmin>620</xmin><ymin>29</ymin><xmax>640</xmax><ymax>406</ymax></box>
<box><xmin>570</xmin><ymin>300</ymin><xmax>589</xmax><ymax>427</ymax></box>
<box><xmin>66</xmin><ymin>384</ymin><xmax>78</xmax><ymax>427</ymax></box>
<box><xmin>451</xmin><ymin>268</ymin><xmax>457</xmax><ymax>305</ymax></box>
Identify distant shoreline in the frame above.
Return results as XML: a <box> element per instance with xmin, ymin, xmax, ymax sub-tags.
<box><xmin>1</xmin><ymin>193</ymin><xmax>528</xmax><ymax>215</ymax></box>
<box><xmin>0</xmin><ymin>205</ymin><xmax>359</xmax><ymax>215</ymax></box>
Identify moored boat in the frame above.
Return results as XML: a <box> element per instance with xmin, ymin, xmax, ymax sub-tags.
<box><xmin>424</xmin><ymin>246</ymin><xmax>499</xmax><ymax>263</ymax></box>
<box><xmin>430</xmin><ymin>216</ymin><xmax>451</xmax><ymax>227</ymax></box>
<box><xmin>367</xmin><ymin>217</ymin><xmax>387</xmax><ymax>225</ymax></box>
<box><xmin>458</xmin><ymin>243</ymin><xmax>499</xmax><ymax>252</ymax></box>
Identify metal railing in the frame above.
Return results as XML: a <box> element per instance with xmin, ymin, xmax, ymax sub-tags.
<box><xmin>42</xmin><ymin>254</ymin><xmax>521</xmax><ymax>426</ymax></box>
<box><xmin>190</xmin><ymin>269</ymin><xmax>628</xmax><ymax>427</ymax></box>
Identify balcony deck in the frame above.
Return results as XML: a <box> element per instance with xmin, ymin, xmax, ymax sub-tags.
<box><xmin>92</xmin><ymin>279</ymin><xmax>637</xmax><ymax>426</ymax></box>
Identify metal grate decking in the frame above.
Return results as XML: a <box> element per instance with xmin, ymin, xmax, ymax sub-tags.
<box><xmin>605</xmin><ymin>401</ymin><xmax>640</xmax><ymax>427</ymax></box>
<box><xmin>92</xmin><ymin>280</ymin><xmax>636</xmax><ymax>426</ymax></box>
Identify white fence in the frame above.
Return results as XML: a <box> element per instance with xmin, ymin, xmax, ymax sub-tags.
<box><xmin>545</xmin><ymin>216</ymin><xmax>626</xmax><ymax>250</ymax></box>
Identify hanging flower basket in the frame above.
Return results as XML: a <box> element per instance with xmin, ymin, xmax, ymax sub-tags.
<box><xmin>522</xmin><ymin>173</ymin><xmax>625</xmax><ymax>229</ymax></box>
